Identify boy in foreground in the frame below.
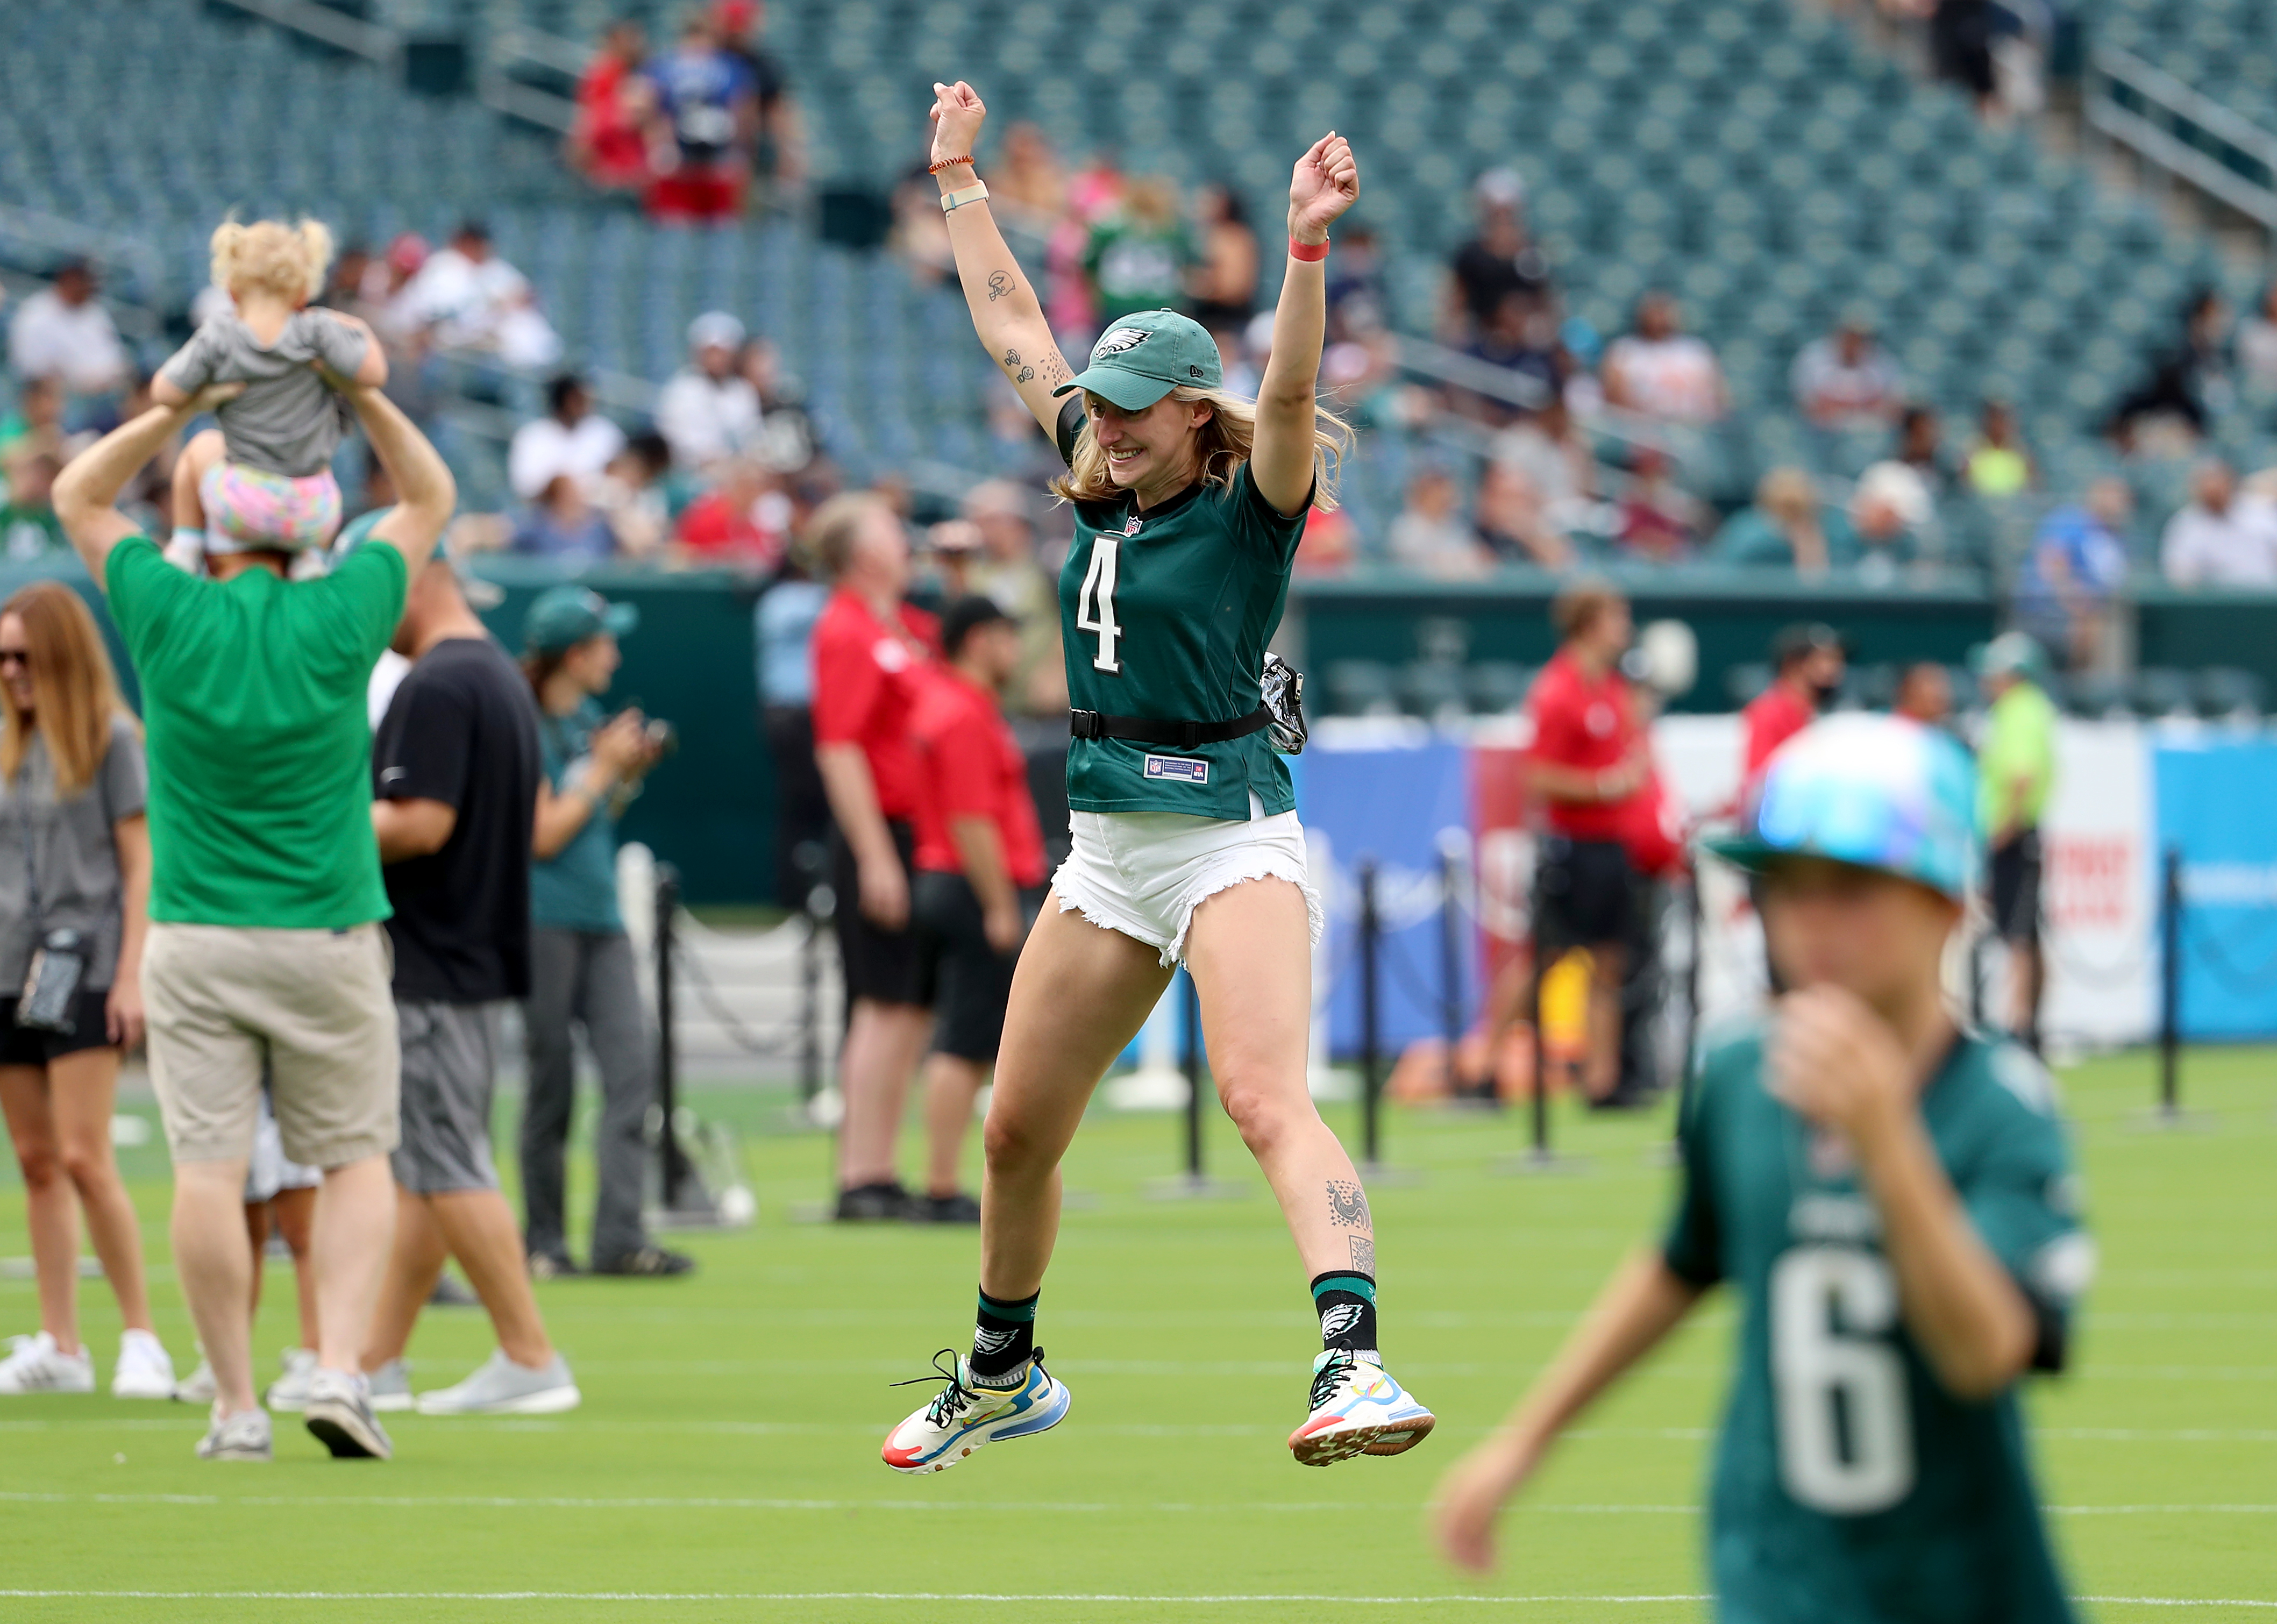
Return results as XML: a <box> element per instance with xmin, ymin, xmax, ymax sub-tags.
<box><xmin>1434</xmin><ymin>714</ymin><xmax>2094</xmax><ymax>1622</ymax></box>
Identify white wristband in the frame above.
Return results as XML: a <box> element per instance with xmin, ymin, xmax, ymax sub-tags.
<box><xmin>940</xmin><ymin>181</ymin><xmax>990</xmax><ymax>212</ymax></box>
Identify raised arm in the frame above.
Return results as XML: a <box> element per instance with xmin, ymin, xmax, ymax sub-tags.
<box><xmin>1252</xmin><ymin>133</ymin><xmax>1358</xmax><ymax>516</ymax></box>
<box><xmin>344</xmin><ymin>381</ymin><xmax>455</xmax><ymax>572</ymax></box>
<box><xmin>927</xmin><ymin>81</ymin><xmax>1075</xmax><ymax>435</ymax></box>
<box><xmin>55</xmin><ymin>388</ymin><xmax>238</xmax><ymax>582</ymax></box>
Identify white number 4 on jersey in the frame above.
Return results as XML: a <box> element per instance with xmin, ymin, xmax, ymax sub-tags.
<box><xmin>1076</xmin><ymin>535</ymin><xmax>1122</xmax><ymax>674</ymax></box>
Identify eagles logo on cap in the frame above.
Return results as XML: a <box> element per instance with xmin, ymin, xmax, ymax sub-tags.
<box><xmin>1092</xmin><ymin>326</ymin><xmax>1153</xmax><ymax>358</ymax></box>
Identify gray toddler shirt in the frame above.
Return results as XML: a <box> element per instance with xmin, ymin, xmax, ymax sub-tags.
<box><xmin>159</xmin><ymin>307</ymin><xmax>370</xmax><ymax>478</ymax></box>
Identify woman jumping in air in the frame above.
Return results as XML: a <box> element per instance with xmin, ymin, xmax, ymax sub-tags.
<box><xmin>883</xmin><ymin>80</ymin><xmax>1434</xmax><ymax>1473</ymax></box>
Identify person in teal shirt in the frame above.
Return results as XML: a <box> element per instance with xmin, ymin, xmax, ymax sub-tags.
<box><xmin>516</xmin><ymin>585</ymin><xmax>689</xmax><ymax>1279</ymax></box>
<box><xmin>1436</xmin><ymin>713</ymin><xmax>2091</xmax><ymax>1624</ymax></box>
<box><xmin>1976</xmin><ymin>631</ymin><xmax>2059</xmax><ymax>1054</ymax></box>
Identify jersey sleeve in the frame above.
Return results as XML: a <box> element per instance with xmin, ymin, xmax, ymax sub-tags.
<box><xmin>1229</xmin><ymin>461</ymin><xmax>1311</xmax><ymax>566</ymax></box>
<box><xmin>810</xmin><ymin>618</ymin><xmax>882</xmax><ymax>747</ymax></box>
<box><xmin>373</xmin><ymin>671</ymin><xmax>474</xmax><ymax>810</ymax></box>
<box><xmin>1960</xmin><ymin>1048</ymin><xmax>2093</xmax><ymax>1372</ymax></box>
<box><xmin>1055</xmin><ymin>396</ymin><xmax>1086</xmax><ymax>468</ymax></box>
<box><xmin>1660</xmin><ymin>1045</ymin><xmax>1731</xmax><ymax>1287</ymax></box>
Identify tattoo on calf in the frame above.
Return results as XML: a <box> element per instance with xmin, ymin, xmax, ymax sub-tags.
<box><xmin>986</xmin><ymin>270</ymin><xmax>1013</xmax><ymax>302</ymax></box>
<box><xmin>1349</xmin><ymin>1235</ymin><xmax>1376</xmax><ymax>1274</ymax></box>
<box><xmin>1326</xmin><ymin>1180</ymin><xmax>1372</xmax><ymax>1230</ymax></box>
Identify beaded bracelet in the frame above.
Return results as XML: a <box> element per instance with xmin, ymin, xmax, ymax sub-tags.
<box><xmin>927</xmin><ymin>155</ymin><xmax>976</xmax><ymax>174</ymax></box>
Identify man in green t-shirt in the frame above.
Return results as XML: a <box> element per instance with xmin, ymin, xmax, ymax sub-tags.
<box><xmin>1434</xmin><ymin>715</ymin><xmax>2089</xmax><ymax>1623</ymax></box>
<box><xmin>1975</xmin><ymin>632</ymin><xmax>2059</xmax><ymax>1055</ymax></box>
<box><xmin>55</xmin><ymin>373</ymin><xmax>454</xmax><ymax>1466</ymax></box>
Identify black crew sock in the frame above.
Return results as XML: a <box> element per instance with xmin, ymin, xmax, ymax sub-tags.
<box><xmin>1310</xmin><ymin>1270</ymin><xmax>1378</xmax><ymax>1357</ymax></box>
<box><xmin>970</xmin><ymin>1287</ymin><xmax>1038</xmax><ymax>1382</ymax></box>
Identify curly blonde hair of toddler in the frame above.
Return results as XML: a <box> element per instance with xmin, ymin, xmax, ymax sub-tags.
<box><xmin>209</xmin><ymin>217</ymin><xmax>335</xmax><ymax>305</ymax></box>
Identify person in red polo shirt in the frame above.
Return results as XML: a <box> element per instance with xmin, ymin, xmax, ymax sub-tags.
<box><xmin>809</xmin><ymin>492</ymin><xmax>944</xmax><ymax>1222</ymax></box>
<box><xmin>1738</xmin><ymin>622</ymin><xmax>1846</xmax><ymax>807</ymax></box>
<box><xmin>1525</xmin><ymin>580</ymin><xmax>1649</xmax><ymax>1105</ymax></box>
<box><xmin>907</xmin><ymin>597</ymin><xmax>1048</xmax><ymax>1224</ymax></box>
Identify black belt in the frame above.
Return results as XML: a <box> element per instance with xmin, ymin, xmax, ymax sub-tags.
<box><xmin>1068</xmin><ymin>706</ymin><xmax>1272</xmax><ymax>752</ymax></box>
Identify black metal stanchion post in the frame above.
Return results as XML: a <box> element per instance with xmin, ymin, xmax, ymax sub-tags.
<box><xmin>1359</xmin><ymin>858</ymin><xmax>1383</xmax><ymax>1170</ymax></box>
<box><xmin>654</xmin><ymin>863</ymin><xmax>691</xmax><ymax>1210</ymax></box>
<box><xmin>1527</xmin><ymin>947</ymin><xmax>1551</xmax><ymax>1164</ymax></box>
<box><xmin>1438</xmin><ymin>843</ymin><xmax>1468</xmax><ymax>1098</ymax></box>
<box><xmin>2160</xmin><ymin>844</ymin><xmax>2181</xmax><ymax>1121</ymax></box>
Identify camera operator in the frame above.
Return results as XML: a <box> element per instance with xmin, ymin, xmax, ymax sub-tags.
<box><xmin>517</xmin><ymin>587</ymin><xmax>689</xmax><ymax>1279</ymax></box>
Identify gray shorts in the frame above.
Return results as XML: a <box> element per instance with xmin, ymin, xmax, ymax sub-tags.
<box><xmin>390</xmin><ymin>999</ymin><xmax>506</xmax><ymax>1195</ymax></box>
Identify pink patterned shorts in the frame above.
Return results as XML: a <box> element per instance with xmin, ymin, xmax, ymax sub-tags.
<box><xmin>199</xmin><ymin>459</ymin><xmax>343</xmax><ymax>552</ymax></box>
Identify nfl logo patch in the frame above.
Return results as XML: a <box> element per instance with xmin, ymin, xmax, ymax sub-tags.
<box><xmin>1143</xmin><ymin>754</ymin><xmax>1209</xmax><ymax>784</ymax></box>
<box><xmin>1123</xmin><ymin>515</ymin><xmax>1144</xmax><ymax>536</ymax></box>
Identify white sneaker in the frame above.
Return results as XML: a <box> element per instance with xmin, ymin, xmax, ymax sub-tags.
<box><xmin>0</xmin><ymin>1332</ymin><xmax>95</xmax><ymax>1394</ymax></box>
<box><xmin>174</xmin><ymin>1357</ymin><xmax>218</xmax><ymax>1405</ymax></box>
<box><xmin>262</xmin><ymin>1347</ymin><xmax>320</xmax><ymax>1412</ymax></box>
<box><xmin>414</xmin><ymin>1350</ymin><xmax>581</xmax><ymax>1415</ymax></box>
<box><xmin>195</xmin><ymin>1404</ymin><xmax>272</xmax><ymax>1462</ymax></box>
<box><xmin>1286</xmin><ymin>1349</ymin><xmax>1437</xmax><ymax>1466</ymax></box>
<box><xmin>111</xmin><ymin>1330</ymin><xmax>176</xmax><ymax>1399</ymax></box>
<box><xmin>368</xmin><ymin>1358</ymin><xmax>414</xmax><ymax>1413</ymax></box>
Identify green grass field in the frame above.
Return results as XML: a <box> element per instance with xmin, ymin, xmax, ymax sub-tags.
<box><xmin>0</xmin><ymin>1047</ymin><xmax>2269</xmax><ymax>1622</ymax></box>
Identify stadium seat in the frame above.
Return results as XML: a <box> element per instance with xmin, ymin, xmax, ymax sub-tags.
<box><xmin>1323</xmin><ymin>660</ymin><xmax>1399</xmax><ymax>718</ymax></box>
<box><xmin>2195</xmin><ymin>666</ymin><xmax>2268</xmax><ymax>720</ymax></box>
<box><xmin>2132</xmin><ymin>667</ymin><xmax>2198</xmax><ymax>718</ymax></box>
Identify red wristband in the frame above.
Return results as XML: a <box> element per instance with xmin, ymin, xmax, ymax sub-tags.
<box><xmin>1287</xmin><ymin>236</ymin><xmax>1329</xmax><ymax>262</ymax></box>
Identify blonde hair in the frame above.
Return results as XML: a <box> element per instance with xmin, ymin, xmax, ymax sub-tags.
<box><xmin>209</xmin><ymin>217</ymin><xmax>335</xmax><ymax>305</ymax></box>
<box><xmin>0</xmin><ymin>582</ymin><xmax>138</xmax><ymax>797</ymax></box>
<box><xmin>806</xmin><ymin>491</ymin><xmax>895</xmax><ymax>580</ymax></box>
<box><xmin>1051</xmin><ymin>386</ymin><xmax>1353</xmax><ymax>512</ymax></box>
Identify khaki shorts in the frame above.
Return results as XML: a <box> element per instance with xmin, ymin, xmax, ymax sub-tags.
<box><xmin>144</xmin><ymin>921</ymin><xmax>400</xmax><ymax>1170</ymax></box>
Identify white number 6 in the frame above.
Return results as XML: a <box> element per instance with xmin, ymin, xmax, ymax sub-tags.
<box><xmin>1771</xmin><ymin>1246</ymin><xmax>1915</xmax><ymax>1514</ymax></box>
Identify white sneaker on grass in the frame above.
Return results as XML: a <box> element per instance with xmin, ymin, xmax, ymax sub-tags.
<box><xmin>414</xmin><ymin>1350</ymin><xmax>580</xmax><ymax>1415</ymax></box>
<box><xmin>262</xmin><ymin>1348</ymin><xmax>320</xmax><ymax>1412</ymax></box>
<box><xmin>112</xmin><ymin>1329</ymin><xmax>175</xmax><ymax>1399</ymax></box>
<box><xmin>368</xmin><ymin>1358</ymin><xmax>414</xmax><ymax>1413</ymax></box>
<box><xmin>0</xmin><ymin>1332</ymin><xmax>95</xmax><ymax>1394</ymax></box>
<box><xmin>195</xmin><ymin>1405</ymin><xmax>272</xmax><ymax>1462</ymax></box>
<box><xmin>174</xmin><ymin>1357</ymin><xmax>217</xmax><ymax>1405</ymax></box>
<box><xmin>303</xmin><ymin>1367</ymin><xmax>392</xmax><ymax>1460</ymax></box>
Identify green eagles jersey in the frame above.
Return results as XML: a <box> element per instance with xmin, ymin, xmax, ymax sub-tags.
<box><xmin>1054</xmin><ymin>400</ymin><xmax>1304</xmax><ymax>820</ymax></box>
<box><xmin>1662</xmin><ymin>1025</ymin><xmax>2089</xmax><ymax>1624</ymax></box>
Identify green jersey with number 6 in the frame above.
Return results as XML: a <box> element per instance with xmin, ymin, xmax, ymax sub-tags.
<box><xmin>1052</xmin><ymin>398</ymin><xmax>1305</xmax><ymax>820</ymax></box>
<box><xmin>1663</xmin><ymin>1025</ymin><xmax>2090</xmax><ymax>1624</ymax></box>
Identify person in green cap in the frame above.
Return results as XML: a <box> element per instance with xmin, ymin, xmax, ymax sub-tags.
<box><xmin>1434</xmin><ymin>713</ymin><xmax>2091</xmax><ymax>1624</ymax></box>
<box><xmin>881</xmin><ymin>81</ymin><xmax>1437</xmax><ymax>1477</ymax></box>
<box><xmin>1975</xmin><ymin>631</ymin><xmax>2058</xmax><ymax>1055</ymax></box>
<box><xmin>515</xmin><ymin>585</ymin><xmax>689</xmax><ymax>1280</ymax></box>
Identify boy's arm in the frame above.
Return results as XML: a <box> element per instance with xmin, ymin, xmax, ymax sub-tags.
<box><xmin>1771</xmin><ymin>987</ymin><xmax>2037</xmax><ymax>1399</ymax></box>
<box><xmin>1433</xmin><ymin>1248</ymin><xmax>1703</xmax><ymax>1572</ymax></box>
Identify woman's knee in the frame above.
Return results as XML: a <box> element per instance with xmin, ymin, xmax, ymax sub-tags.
<box><xmin>1215</xmin><ymin>1066</ymin><xmax>1311</xmax><ymax>1156</ymax></box>
<box><xmin>981</xmin><ymin>1102</ymin><xmax>1056</xmax><ymax>1180</ymax></box>
<box><xmin>58</xmin><ymin>1134</ymin><xmax>116</xmax><ymax>1192</ymax></box>
<box><xmin>13</xmin><ymin>1135</ymin><xmax>61</xmax><ymax>1189</ymax></box>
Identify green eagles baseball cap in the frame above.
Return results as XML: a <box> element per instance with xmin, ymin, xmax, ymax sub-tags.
<box><xmin>524</xmin><ymin>583</ymin><xmax>638</xmax><ymax>654</ymax></box>
<box><xmin>1054</xmin><ymin>309</ymin><xmax>1222</xmax><ymax>411</ymax></box>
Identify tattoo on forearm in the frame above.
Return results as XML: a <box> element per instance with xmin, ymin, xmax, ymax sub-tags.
<box><xmin>1000</xmin><ymin>347</ymin><xmax>1034</xmax><ymax>383</ymax></box>
<box><xmin>986</xmin><ymin>270</ymin><xmax>1013</xmax><ymax>302</ymax></box>
<box><xmin>1326</xmin><ymin>1180</ymin><xmax>1371</xmax><ymax>1230</ymax></box>
<box><xmin>1349</xmin><ymin>1235</ymin><xmax>1375</xmax><ymax>1274</ymax></box>
<box><xmin>1041</xmin><ymin>352</ymin><xmax>1071</xmax><ymax>387</ymax></box>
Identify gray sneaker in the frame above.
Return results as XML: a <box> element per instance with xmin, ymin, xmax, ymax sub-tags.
<box><xmin>368</xmin><ymin>1358</ymin><xmax>414</xmax><ymax>1412</ymax></box>
<box><xmin>195</xmin><ymin>1405</ymin><xmax>272</xmax><ymax>1462</ymax></box>
<box><xmin>415</xmin><ymin>1350</ymin><xmax>581</xmax><ymax>1416</ymax></box>
<box><xmin>173</xmin><ymin>1357</ymin><xmax>217</xmax><ymax>1405</ymax></box>
<box><xmin>303</xmin><ymin>1367</ymin><xmax>393</xmax><ymax>1460</ymax></box>
<box><xmin>262</xmin><ymin>1348</ymin><xmax>319</xmax><ymax>1413</ymax></box>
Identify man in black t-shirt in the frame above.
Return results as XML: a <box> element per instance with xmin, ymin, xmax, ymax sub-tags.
<box><xmin>1445</xmin><ymin>168</ymin><xmax>1554</xmax><ymax>343</ymax></box>
<box><xmin>360</xmin><ymin>547</ymin><xmax>579</xmax><ymax>1417</ymax></box>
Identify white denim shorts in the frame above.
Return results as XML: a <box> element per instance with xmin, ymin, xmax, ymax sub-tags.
<box><xmin>1053</xmin><ymin>796</ymin><xmax>1325</xmax><ymax>967</ymax></box>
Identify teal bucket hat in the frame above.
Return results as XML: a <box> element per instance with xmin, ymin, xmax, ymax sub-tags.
<box><xmin>1703</xmin><ymin>713</ymin><xmax>1980</xmax><ymax>901</ymax></box>
<box><xmin>1052</xmin><ymin>309</ymin><xmax>1223</xmax><ymax>411</ymax></box>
